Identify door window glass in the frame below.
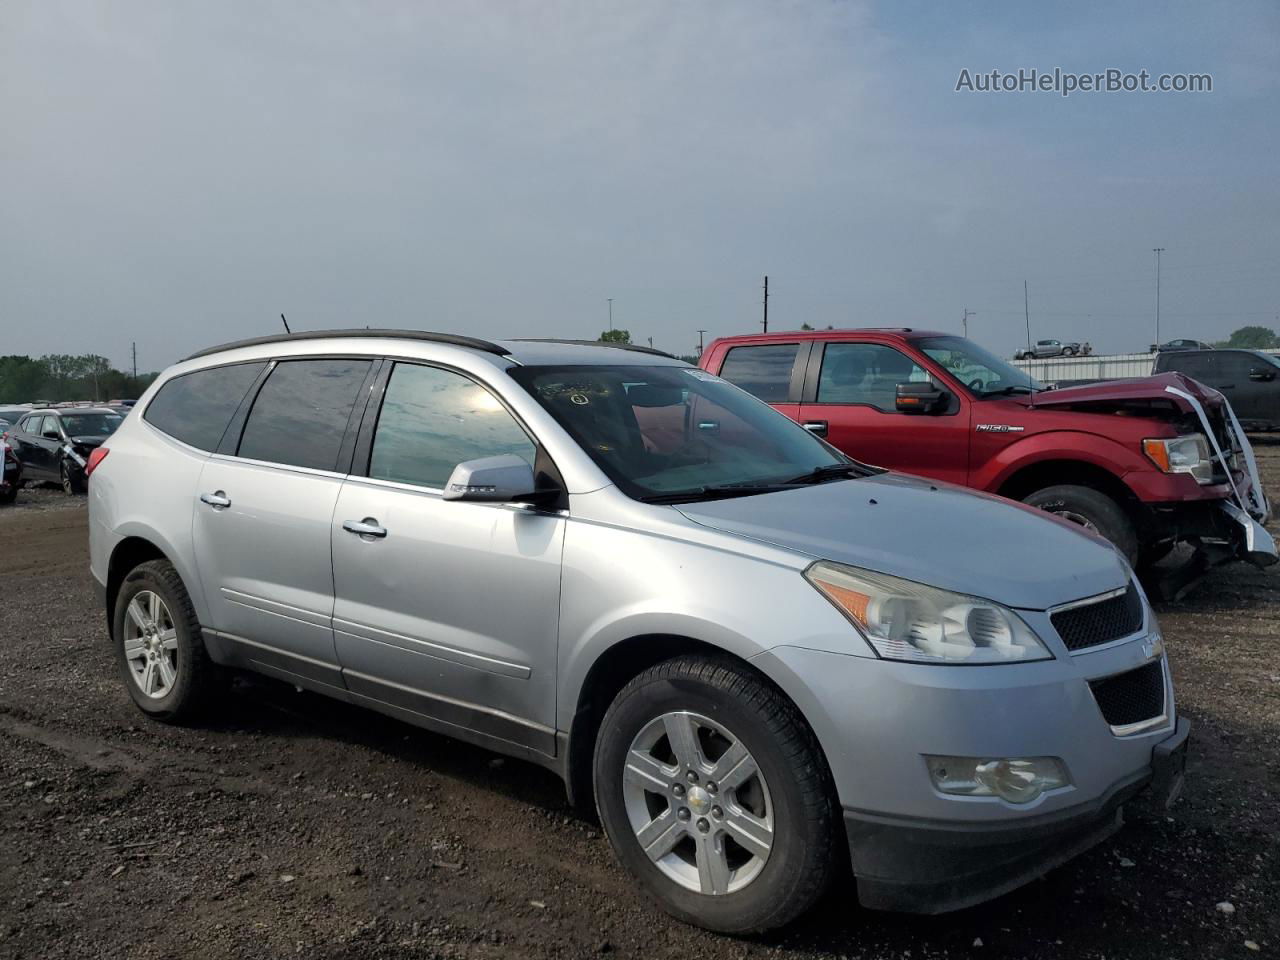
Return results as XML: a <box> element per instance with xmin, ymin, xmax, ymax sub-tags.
<box><xmin>145</xmin><ymin>362</ymin><xmax>267</xmax><ymax>451</ymax></box>
<box><xmin>717</xmin><ymin>344</ymin><xmax>799</xmax><ymax>402</ymax></box>
<box><xmin>369</xmin><ymin>364</ymin><xmax>535</xmax><ymax>489</ymax></box>
<box><xmin>24</xmin><ymin>416</ymin><xmax>46</xmax><ymax>435</ymax></box>
<box><xmin>238</xmin><ymin>359</ymin><xmax>371</xmax><ymax>470</ymax></box>
<box><xmin>817</xmin><ymin>343</ymin><xmax>929</xmax><ymax>411</ymax></box>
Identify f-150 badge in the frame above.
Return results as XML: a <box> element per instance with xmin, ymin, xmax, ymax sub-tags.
<box><xmin>975</xmin><ymin>424</ymin><xmax>1026</xmax><ymax>433</ymax></box>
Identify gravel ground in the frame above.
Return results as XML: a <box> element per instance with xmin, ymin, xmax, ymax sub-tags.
<box><xmin>1</xmin><ymin>450</ymin><xmax>1277</xmax><ymax>960</ymax></box>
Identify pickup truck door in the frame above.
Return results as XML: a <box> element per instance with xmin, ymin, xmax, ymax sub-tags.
<box><xmin>797</xmin><ymin>341</ymin><xmax>970</xmax><ymax>485</ymax></box>
<box><xmin>1219</xmin><ymin>352</ymin><xmax>1269</xmax><ymax>423</ymax></box>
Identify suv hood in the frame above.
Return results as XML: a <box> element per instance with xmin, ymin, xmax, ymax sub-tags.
<box><xmin>69</xmin><ymin>434</ymin><xmax>108</xmax><ymax>448</ymax></box>
<box><xmin>1017</xmin><ymin>372</ymin><xmax>1222</xmax><ymax>414</ymax></box>
<box><xmin>676</xmin><ymin>473</ymin><xmax>1130</xmax><ymax>610</ymax></box>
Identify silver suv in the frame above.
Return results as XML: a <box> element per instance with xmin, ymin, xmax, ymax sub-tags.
<box><xmin>88</xmin><ymin>330</ymin><xmax>1189</xmax><ymax>933</ymax></box>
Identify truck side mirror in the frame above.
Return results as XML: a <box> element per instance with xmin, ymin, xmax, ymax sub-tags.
<box><xmin>895</xmin><ymin>382</ymin><xmax>948</xmax><ymax>413</ymax></box>
<box><xmin>1248</xmin><ymin>367</ymin><xmax>1275</xmax><ymax>382</ymax></box>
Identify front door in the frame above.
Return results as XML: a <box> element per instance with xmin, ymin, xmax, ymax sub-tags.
<box><xmin>798</xmin><ymin>341</ymin><xmax>970</xmax><ymax>485</ymax></box>
<box><xmin>331</xmin><ymin>361</ymin><xmax>565</xmax><ymax>758</ymax></box>
<box><xmin>192</xmin><ymin>357</ymin><xmax>374</xmax><ymax>694</ymax></box>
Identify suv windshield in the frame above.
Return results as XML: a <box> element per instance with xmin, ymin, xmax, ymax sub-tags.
<box><xmin>60</xmin><ymin>412</ymin><xmax>123</xmax><ymax>436</ymax></box>
<box><xmin>918</xmin><ymin>336</ymin><xmax>1043</xmax><ymax>396</ymax></box>
<box><xmin>510</xmin><ymin>364</ymin><xmax>856</xmax><ymax>501</ymax></box>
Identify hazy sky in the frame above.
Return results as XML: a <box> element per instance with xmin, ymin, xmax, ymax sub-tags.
<box><xmin>2</xmin><ymin>1</ymin><xmax>1277</xmax><ymax>372</ymax></box>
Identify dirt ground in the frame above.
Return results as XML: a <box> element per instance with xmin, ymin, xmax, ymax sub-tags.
<box><xmin>1</xmin><ymin>451</ymin><xmax>1277</xmax><ymax>960</ymax></box>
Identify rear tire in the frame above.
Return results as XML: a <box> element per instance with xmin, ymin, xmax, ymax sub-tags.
<box><xmin>113</xmin><ymin>559</ymin><xmax>223</xmax><ymax>723</ymax></box>
<box><xmin>1023</xmin><ymin>484</ymin><xmax>1139</xmax><ymax>565</ymax></box>
<box><xmin>593</xmin><ymin>655</ymin><xmax>838</xmax><ymax>934</ymax></box>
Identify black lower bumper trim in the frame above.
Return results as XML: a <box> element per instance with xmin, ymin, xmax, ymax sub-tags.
<box><xmin>844</xmin><ymin>736</ymin><xmax>1191</xmax><ymax>914</ymax></box>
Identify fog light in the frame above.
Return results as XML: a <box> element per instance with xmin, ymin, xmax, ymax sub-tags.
<box><xmin>927</xmin><ymin>756</ymin><xmax>1070</xmax><ymax>804</ymax></box>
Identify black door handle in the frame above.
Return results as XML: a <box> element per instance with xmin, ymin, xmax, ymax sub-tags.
<box><xmin>802</xmin><ymin>420</ymin><xmax>829</xmax><ymax>438</ymax></box>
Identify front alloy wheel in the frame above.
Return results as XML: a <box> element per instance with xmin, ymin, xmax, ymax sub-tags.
<box><xmin>623</xmin><ymin>711</ymin><xmax>773</xmax><ymax>896</ymax></box>
<box><xmin>594</xmin><ymin>655</ymin><xmax>837</xmax><ymax>934</ymax></box>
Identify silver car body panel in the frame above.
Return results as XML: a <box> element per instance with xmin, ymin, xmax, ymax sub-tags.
<box><xmin>90</xmin><ymin>333</ymin><xmax>1177</xmax><ymax>847</ymax></box>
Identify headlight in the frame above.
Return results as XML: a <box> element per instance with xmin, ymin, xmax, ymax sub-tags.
<box><xmin>805</xmin><ymin>561</ymin><xmax>1052</xmax><ymax>664</ymax></box>
<box><xmin>1143</xmin><ymin>434</ymin><xmax>1213</xmax><ymax>484</ymax></box>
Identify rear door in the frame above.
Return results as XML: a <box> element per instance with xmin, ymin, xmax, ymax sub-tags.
<box><xmin>1221</xmin><ymin>351</ymin><xmax>1267</xmax><ymax>422</ymax></box>
<box><xmin>330</xmin><ymin>360</ymin><xmax>565</xmax><ymax>756</ymax></box>
<box><xmin>797</xmin><ymin>341</ymin><xmax>970</xmax><ymax>484</ymax></box>
<box><xmin>20</xmin><ymin>416</ymin><xmax>53</xmax><ymax>477</ymax></box>
<box><xmin>192</xmin><ymin>356</ymin><xmax>376</xmax><ymax>694</ymax></box>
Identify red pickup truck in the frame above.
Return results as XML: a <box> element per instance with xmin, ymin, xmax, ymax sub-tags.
<box><xmin>700</xmin><ymin>329</ymin><xmax>1274</xmax><ymax>592</ymax></box>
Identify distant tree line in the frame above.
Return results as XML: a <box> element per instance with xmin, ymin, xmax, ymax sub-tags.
<box><xmin>0</xmin><ymin>354</ymin><xmax>158</xmax><ymax>404</ymax></box>
<box><xmin>1215</xmin><ymin>326</ymin><xmax>1279</xmax><ymax>350</ymax></box>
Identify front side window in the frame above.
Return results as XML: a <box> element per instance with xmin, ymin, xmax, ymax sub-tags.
<box><xmin>238</xmin><ymin>359</ymin><xmax>371</xmax><ymax>470</ymax></box>
<box><xmin>717</xmin><ymin>344</ymin><xmax>799</xmax><ymax>402</ymax></box>
<box><xmin>510</xmin><ymin>364</ymin><xmax>846</xmax><ymax>501</ymax></box>
<box><xmin>368</xmin><ymin>363</ymin><xmax>535</xmax><ymax>489</ymax></box>
<box><xmin>816</xmin><ymin>343</ymin><xmax>929</xmax><ymax>411</ymax></box>
<box><xmin>145</xmin><ymin>361</ymin><xmax>267</xmax><ymax>451</ymax></box>
<box><xmin>918</xmin><ymin>336</ymin><xmax>1042</xmax><ymax>397</ymax></box>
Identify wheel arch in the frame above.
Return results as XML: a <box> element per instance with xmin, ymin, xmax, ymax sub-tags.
<box><xmin>562</xmin><ymin>634</ymin><xmax>834</xmax><ymax>816</ymax></box>
<box><xmin>105</xmin><ymin>536</ymin><xmax>171</xmax><ymax>636</ymax></box>
<box><xmin>996</xmin><ymin>457</ymin><xmax>1140</xmax><ymax>514</ymax></box>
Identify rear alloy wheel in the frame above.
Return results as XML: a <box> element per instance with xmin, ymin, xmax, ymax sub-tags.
<box><xmin>113</xmin><ymin>559</ymin><xmax>223</xmax><ymax>722</ymax></box>
<box><xmin>1023</xmin><ymin>484</ymin><xmax>1139</xmax><ymax>565</ymax></box>
<box><xmin>594</xmin><ymin>656</ymin><xmax>837</xmax><ymax>934</ymax></box>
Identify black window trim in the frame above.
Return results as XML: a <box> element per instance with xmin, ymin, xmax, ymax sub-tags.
<box><xmin>800</xmin><ymin>340</ymin><xmax>962</xmax><ymax>416</ymax></box>
<box><xmin>349</xmin><ymin>356</ymin><xmax>566</xmax><ymax>509</ymax></box>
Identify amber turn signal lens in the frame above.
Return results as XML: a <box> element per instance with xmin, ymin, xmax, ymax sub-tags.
<box><xmin>1142</xmin><ymin>439</ymin><xmax>1171</xmax><ymax>472</ymax></box>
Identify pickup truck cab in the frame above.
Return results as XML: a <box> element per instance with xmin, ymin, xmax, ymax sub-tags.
<box><xmin>701</xmin><ymin>329</ymin><xmax>1274</xmax><ymax>588</ymax></box>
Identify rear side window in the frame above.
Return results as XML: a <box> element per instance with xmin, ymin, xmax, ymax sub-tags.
<box><xmin>145</xmin><ymin>362</ymin><xmax>267</xmax><ymax>451</ymax></box>
<box><xmin>1161</xmin><ymin>353</ymin><xmax>1212</xmax><ymax>377</ymax></box>
<box><xmin>369</xmin><ymin>363</ymin><xmax>535</xmax><ymax>488</ymax></box>
<box><xmin>717</xmin><ymin>344</ymin><xmax>799</xmax><ymax>402</ymax></box>
<box><xmin>238</xmin><ymin>359</ymin><xmax>371</xmax><ymax>471</ymax></box>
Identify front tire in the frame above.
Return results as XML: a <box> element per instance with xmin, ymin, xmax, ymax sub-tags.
<box><xmin>113</xmin><ymin>559</ymin><xmax>223</xmax><ymax>722</ymax></box>
<box><xmin>60</xmin><ymin>460</ymin><xmax>85</xmax><ymax>495</ymax></box>
<box><xmin>1023</xmin><ymin>484</ymin><xmax>1139</xmax><ymax>565</ymax></box>
<box><xmin>593</xmin><ymin>655</ymin><xmax>838</xmax><ymax>934</ymax></box>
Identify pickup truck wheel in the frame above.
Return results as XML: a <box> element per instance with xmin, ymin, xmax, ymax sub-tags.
<box><xmin>113</xmin><ymin>559</ymin><xmax>224</xmax><ymax>723</ymax></box>
<box><xmin>593</xmin><ymin>655</ymin><xmax>838</xmax><ymax>934</ymax></box>
<box><xmin>1023</xmin><ymin>485</ymin><xmax>1139</xmax><ymax>565</ymax></box>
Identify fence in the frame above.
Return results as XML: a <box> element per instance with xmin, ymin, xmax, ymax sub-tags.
<box><xmin>1012</xmin><ymin>348</ymin><xmax>1280</xmax><ymax>384</ymax></box>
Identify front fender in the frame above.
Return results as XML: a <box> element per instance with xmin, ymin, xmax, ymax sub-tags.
<box><xmin>974</xmin><ymin>431</ymin><xmax>1143</xmax><ymax>494</ymax></box>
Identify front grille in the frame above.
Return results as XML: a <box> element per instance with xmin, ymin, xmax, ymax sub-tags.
<box><xmin>1051</xmin><ymin>586</ymin><xmax>1144</xmax><ymax>652</ymax></box>
<box><xmin>1089</xmin><ymin>660</ymin><xmax>1166</xmax><ymax>729</ymax></box>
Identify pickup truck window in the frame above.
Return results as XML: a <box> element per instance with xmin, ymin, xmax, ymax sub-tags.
<box><xmin>816</xmin><ymin>344</ymin><xmax>928</xmax><ymax>411</ymax></box>
<box><xmin>718</xmin><ymin>344</ymin><xmax>798</xmax><ymax>402</ymax></box>
<box><xmin>918</xmin><ymin>336</ymin><xmax>1042</xmax><ymax>396</ymax></box>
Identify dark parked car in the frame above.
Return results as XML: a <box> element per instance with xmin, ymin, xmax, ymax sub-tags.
<box><xmin>1151</xmin><ymin>339</ymin><xmax>1213</xmax><ymax>353</ymax></box>
<box><xmin>1153</xmin><ymin>349</ymin><xmax>1280</xmax><ymax>431</ymax></box>
<box><xmin>8</xmin><ymin>407</ymin><xmax>125</xmax><ymax>494</ymax></box>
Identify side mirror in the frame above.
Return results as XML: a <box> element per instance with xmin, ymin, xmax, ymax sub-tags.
<box><xmin>895</xmin><ymin>381</ymin><xmax>948</xmax><ymax>413</ymax></box>
<box><xmin>43</xmin><ymin>430</ymin><xmax>62</xmax><ymax>441</ymax></box>
<box><xmin>443</xmin><ymin>454</ymin><xmax>540</xmax><ymax>503</ymax></box>
<box><xmin>1248</xmin><ymin>367</ymin><xmax>1275</xmax><ymax>382</ymax></box>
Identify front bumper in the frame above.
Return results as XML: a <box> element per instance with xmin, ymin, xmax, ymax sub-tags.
<box><xmin>846</xmin><ymin>718</ymin><xmax>1190</xmax><ymax>913</ymax></box>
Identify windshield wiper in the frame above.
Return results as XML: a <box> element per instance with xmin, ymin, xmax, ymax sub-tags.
<box><xmin>784</xmin><ymin>462</ymin><xmax>875</xmax><ymax>484</ymax></box>
<box><xmin>640</xmin><ymin>482</ymin><xmax>799</xmax><ymax>505</ymax></box>
<box><xmin>979</xmin><ymin>384</ymin><xmax>1036</xmax><ymax>397</ymax></box>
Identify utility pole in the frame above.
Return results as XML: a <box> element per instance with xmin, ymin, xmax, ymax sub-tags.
<box><xmin>1024</xmin><ymin>281</ymin><xmax>1032</xmax><ymax>355</ymax></box>
<box><xmin>131</xmin><ymin>342</ymin><xmax>137</xmax><ymax>387</ymax></box>
<box><xmin>696</xmin><ymin>329</ymin><xmax>707</xmax><ymax>355</ymax></box>
<box><xmin>607</xmin><ymin>298</ymin><xmax>614</xmax><ymax>332</ymax></box>
<box><xmin>647</xmin><ymin>336</ymin><xmax>653</xmax><ymax>349</ymax></box>
<box><xmin>962</xmin><ymin>308</ymin><xmax>975</xmax><ymax>338</ymax></box>
<box><xmin>1152</xmin><ymin>248</ymin><xmax>1165</xmax><ymax>346</ymax></box>
<box><xmin>762</xmin><ymin>276</ymin><xmax>769</xmax><ymax>333</ymax></box>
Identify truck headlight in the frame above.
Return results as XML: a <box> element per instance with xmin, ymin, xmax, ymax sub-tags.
<box><xmin>1143</xmin><ymin>434</ymin><xmax>1213</xmax><ymax>484</ymax></box>
<box><xmin>927</xmin><ymin>756</ymin><xmax>1070</xmax><ymax>803</ymax></box>
<box><xmin>804</xmin><ymin>561</ymin><xmax>1052</xmax><ymax>664</ymax></box>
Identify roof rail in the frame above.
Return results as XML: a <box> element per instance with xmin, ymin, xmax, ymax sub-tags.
<box><xmin>182</xmin><ymin>329</ymin><xmax>510</xmax><ymax>362</ymax></box>
<box><xmin>509</xmin><ymin>338</ymin><xmax>677</xmax><ymax>359</ymax></box>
